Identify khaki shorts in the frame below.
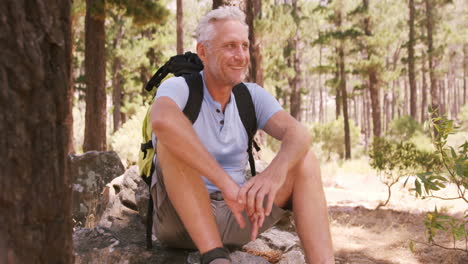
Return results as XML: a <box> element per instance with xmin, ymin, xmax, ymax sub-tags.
<box><xmin>151</xmin><ymin>163</ymin><xmax>289</xmax><ymax>249</ymax></box>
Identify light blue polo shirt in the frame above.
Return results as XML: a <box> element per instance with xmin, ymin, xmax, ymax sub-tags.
<box><xmin>152</xmin><ymin>71</ymin><xmax>282</xmax><ymax>192</ymax></box>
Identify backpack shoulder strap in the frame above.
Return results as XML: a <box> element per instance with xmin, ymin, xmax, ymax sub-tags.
<box><xmin>182</xmin><ymin>72</ymin><xmax>204</xmax><ymax>123</ymax></box>
<box><xmin>232</xmin><ymin>83</ymin><xmax>260</xmax><ymax>176</ymax></box>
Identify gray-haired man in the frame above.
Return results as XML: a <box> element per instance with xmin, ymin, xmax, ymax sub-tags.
<box><xmin>150</xmin><ymin>6</ymin><xmax>334</xmax><ymax>264</ymax></box>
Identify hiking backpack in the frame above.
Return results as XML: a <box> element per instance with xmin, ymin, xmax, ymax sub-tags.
<box><xmin>139</xmin><ymin>52</ymin><xmax>260</xmax><ymax>249</ymax></box>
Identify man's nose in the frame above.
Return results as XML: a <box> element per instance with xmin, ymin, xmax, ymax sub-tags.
<box><xmin>234</xmin><ymin>46</ymin><xmax>248</xmax><ymax>61</ymax></box>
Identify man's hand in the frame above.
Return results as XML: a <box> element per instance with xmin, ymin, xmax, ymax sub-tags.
<box><xmin>221</xmin><ymin>183</ymin><xmax>246</xmax><ymax>229</ymax></box>
<box><xmin>237</xmin><ymin>163</ymin><xmax>288</xmax><ymax>239</ymax></box>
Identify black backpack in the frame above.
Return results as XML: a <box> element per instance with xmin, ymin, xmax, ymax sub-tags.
<box><xmin>141</xmin><ymin>52</ymin><xmax>260</xmax><ymax>249</ymax></box>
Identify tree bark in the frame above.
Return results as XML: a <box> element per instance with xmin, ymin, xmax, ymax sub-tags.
<box><xmin>363</xmin><ymin>0</ymin><xmax>381</xmax><ymax>138</ymax></box>
<box><xmin>0</xmin><ymin>0</ymin><xmax>74</xmax><ymax>262</ymax></box>
<box><xmin>425</xmin><ymin>0</ymin><xmax>440</xmax><ymax>118</ymax></box>
<box><xmin>110</xmin><ymin>15</ymin><xmax>125</xmax><ymax>132</ymax></box>
<box><xmin>246</xmin><ymin>0</ymin><xmax>264</xmax><ymax>86</ymax></box>
<box><xmin>177</xmin><ymin>0</ymin><xmax>184</xmax><ymax>54</ymax></box>
<box><xmin>421</xmin><ymin>51</ymin><xmax>428</xmax><ymax>123</ymax></box>
<box><xmin>335</xmin><ymin>58</ymin><xmax>342</xmax><ymax>119</ymax></box>
<box><xmin>319</xmin><ymin>44</ymin><xmax>324</xmax><ymax>123</ymax></box>
<box><xmin>339</xmin><ymin>44</ymin><xmax>351</xmax><ymax>159</ymax></box>
<box><xmin>408</xmin><ymin>0</ymin><xmax>417</xmax><ymax>120</ymax></box>
<box><xmin>84</xmin><ymin>0</ymin><xmax>107</xmax><ymax>151</ymax></box>
<box><xmin>464</xmin><ymin>44</ymin><xmax>467</xmax><ymax>106</ymax></box>
<box><xmin>112</xmin><ymin>57</ymin><xmax>124</xmax><ymax>132</ymax></box>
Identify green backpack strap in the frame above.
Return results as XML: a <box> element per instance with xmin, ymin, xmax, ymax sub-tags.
<box><xmin>232</xmin><ymin>83</ymin><xmax>260</xmax><ymax>176</ymax></box>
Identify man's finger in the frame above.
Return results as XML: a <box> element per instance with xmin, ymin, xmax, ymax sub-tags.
<box><xmin>233</xmin><ymin>210</ymin><xmax>246</xmax><ymax>229</ymax></box>
<box><xmin>255</xmin><ymin>190</ymin><xmax>266</xmax><ymax>216</ymax></box>
<box><xmin>265</xmin><ymin>191</ymin><xmax>276</xmax><ymax>216</ymax></box>
<box><xmin>250</xmin><ymin>215</ymin><xmax>259</xmax><ymax>241</ymax></box>
<box><xmin>247</xmin><ymin>185</ymin><xmax>259</xmax><ymax>216</ymax></box>
<box><xmin>238</xmin><ymin>180</ymin><xmax>254</xmax><ymax>204</ymax></box>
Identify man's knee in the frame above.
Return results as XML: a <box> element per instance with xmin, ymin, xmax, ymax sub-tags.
<box><xmin>292</xmin><ymin>149</ymin><xmax>320</xmax><ymax>177</ymax></box>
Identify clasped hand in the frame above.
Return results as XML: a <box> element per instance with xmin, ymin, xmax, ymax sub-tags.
<box><xmin>223</xmin><ymin>165</ymin><xmax>287</xmax><ymax>241</ymax></box>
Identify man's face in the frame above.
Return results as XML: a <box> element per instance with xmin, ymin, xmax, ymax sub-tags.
<box><xmin>200</xmin><ymin>20</ymin><xmax>250</xmax><ymax>86</ymax></box>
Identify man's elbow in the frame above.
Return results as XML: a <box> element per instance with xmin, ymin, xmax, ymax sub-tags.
<box><xmin>151</xmin><ymin>114</ymin><xmax>170</xmax><ymax>135</ymax></box>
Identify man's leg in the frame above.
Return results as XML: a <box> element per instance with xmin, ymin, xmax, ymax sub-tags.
<box><xmin>156</xmin><ymin>143</ymin><xmax>223</xmax><ymax>254</ymax></box>
<box><xmin>274</xmin><ymin>150</ymin><xmax>334</xmax><ymax>263</ymax></box>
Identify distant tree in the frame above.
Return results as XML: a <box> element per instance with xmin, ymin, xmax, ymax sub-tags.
<box><xmin>246</xmin><ymin>0</ymin><xmax>264</xmax><ymax>86</ymax></box>
<box><xmin>0</xmin><ymin>0</ymin><xmax>73</xmax><ymax>262</ymax></box>
<box><xmin>408</xmin><ymin>0</ymin><xmax>418</xmax><ymax>120</ymax></box>
<box><xmin>288</xmin><ymin>0</ymin><xmax>304</xmax><ymax>121</ymax></box>
<box><xmin>83</xmin><ymin>0</ymin><xmax>107</xmax><ymax>151</ymax></box>
<box><xmin>83</xmin><ymin>0</ymin><xmax>168</xmax><ymax>149</ymax></box>
<box><xmin>362</xmin><ymin>0</ymin><xmax>381</xmax><ymax>138</ymax></box>
<box><xmin>177</xmin><ymin>0</ymin><xmax>184</xmax><ymax>54</ymax></box>
<box><xmin>424</xmin><ymin>0</ymin><xmax>440</xmax><ymax>120</ymax></box>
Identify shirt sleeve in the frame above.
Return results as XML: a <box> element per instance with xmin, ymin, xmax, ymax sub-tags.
<box><xmin>246</xmin><ymin>83</ymin><xmax>283</xmax><ymax>130</ymax></box>
<box><xmin>154</xmin><ymin>76</ymin><xmax>189</xmax><ymax>110</ymax></box>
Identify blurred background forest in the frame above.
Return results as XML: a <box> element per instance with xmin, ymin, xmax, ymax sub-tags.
<box><xmin>71</xmin><ymin>0</ymin><xmax>468</xmax><ymax>255</ymax></box>
<box><xmin>71</xmin><ymin>0</ymin><xmax>467</xmax><ymax>166</ymax></box>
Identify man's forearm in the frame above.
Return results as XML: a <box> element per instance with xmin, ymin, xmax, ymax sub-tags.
<box><xmin>151</xmin><ymin>97</ymin><xmax>238</xmax><ymax>192</ymax></box>
<box><xmin>270</xmin><ymin>123</ymin><xmax>312</xmax><ymax>171</ymax></box>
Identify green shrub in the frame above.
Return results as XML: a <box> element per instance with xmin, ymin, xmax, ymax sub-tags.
<box><xmin>387</xmin><ymin>115</ymin><xmax>423</xmax><ymax>141</ymax></box>
<box><xmin>410</xmin><ymin>109</ymin><xmax>467</xmax><ymax>253</ymax></box>
<box><xmin>311</xmin><ymin>117</ymin><xmax>360</xmax><ymax>161</ymax></box>
<box><xmin>369</xmin><ymin>137</ymin><xmax>440</xmax><ymax>209</ymax></box>
<box><xmin>109</xmin><ymin>106</ymin><xmax>147</xmax><ymax>167</ymax></box>
<box><xmin>458</xmin><ymin>103</ymin><xmax>468</xmax><ymax>129</ymax></box>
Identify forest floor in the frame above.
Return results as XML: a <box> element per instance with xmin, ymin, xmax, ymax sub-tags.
<box><xmin>320</xmin><ymin>159</ymin><xmax>467</xmax><ymax>264</ymax></box>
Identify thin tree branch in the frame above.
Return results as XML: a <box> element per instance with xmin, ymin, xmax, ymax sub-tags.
<box><xmin>411</xmin><ymin>239</ymin><xmax>468</xmax><ymax>253</ymax></box>
<box><xmin>422</xmin><ymin>195</ymin><xmax>465</xmax><ymax>201</ymax></box>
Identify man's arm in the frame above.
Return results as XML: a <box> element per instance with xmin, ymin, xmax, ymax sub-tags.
<box><xmin>151</xmin><ymin>97</ymin><xmax>246</xmax><ymax>227</ymax></box>
<box><xmin>238</xmin><ymin>110</ymin><xmax>311</xmax><ymax>234</ymax></box>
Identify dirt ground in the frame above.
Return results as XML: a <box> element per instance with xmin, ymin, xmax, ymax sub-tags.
<box><xmin>321</xmin><ymin>159</ymin><xmax>467</xmax><ymax>264</ymax></box>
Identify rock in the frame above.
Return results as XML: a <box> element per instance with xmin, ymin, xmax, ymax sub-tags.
<box><xmin>73</xmin><ymin>162</ymin><xmax>304</xmax><ymax>264</ymax></box>
<box><xmin>70</xmin><ymin>151</ymin><xmax>125</xmax><ymax>227</ymax></box>
<box><xmin>278</xmin><ymin>249</ymin><xmax>306</xmax><ymax>264</ymax></box>
<box><xmin>260</xmin><ymin>227</ymin><xmax>300</xmax><ymax>252</ymax></box>
<box><xmin>97</xmin><ymin>166</ymin><xmax>149</xmax><ymax>229</ymax></box>
<box><xmin>230</xmin><ymin>251</ymin><xmax>271</xmax><ymax>263</ymax></box>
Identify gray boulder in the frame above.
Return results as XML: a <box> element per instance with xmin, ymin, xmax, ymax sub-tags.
<box><xmin>70</xmin><ymin>151</ymin><xmax>125</xmax><ymax>227</ymax></box>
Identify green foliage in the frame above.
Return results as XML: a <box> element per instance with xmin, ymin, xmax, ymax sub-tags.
<box><xmin>108</xmin><ymin>0</ymin><xmax>169</xmax><ymax>25</ymax></box>
<box><xmin>369</xmin><ymin>137</ymin><xmax>441</xmax><ymax>208</ymax></box>
<box><xmin>311</xmin><ymin>117</ymin><xmax>360</xmax><ymax>161</ymax></box>
<box><xmin>109</xmin><ymin>106</ymin><xmax>147</xmax><ymax>166</ymax></box>
<box><xmin>458</xmin><ymin>104</ymin><xmax>468</xmax><ymax>129</ymax></box>
<box><xmin>410</xmin><ymin>109</ymin><xmax>468</xmax><ymax>252</ymax></box>
<box><xmin>387</xmin><ymin>115</ymin><xmax>424</xmax><ymax>141</ymax></box>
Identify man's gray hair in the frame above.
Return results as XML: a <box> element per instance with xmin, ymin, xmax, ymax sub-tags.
<box><xmin>196</xmin><ymin>6</ymin><xmax>248</xmax><ymax>45</ymax></box>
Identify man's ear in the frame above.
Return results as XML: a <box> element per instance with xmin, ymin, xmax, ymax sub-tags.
<box><xmin>197</xmin><ymin>42</ymin><xmax>207</xmax><ymax>62</ymax></box>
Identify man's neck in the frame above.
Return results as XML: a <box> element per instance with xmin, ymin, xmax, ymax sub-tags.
<box><xmin>202</xmin><ymin>72</ymin><xmax>233</xmax><ymax>112</ymax></box>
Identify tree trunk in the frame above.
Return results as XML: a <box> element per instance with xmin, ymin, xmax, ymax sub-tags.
<box><xmin>363</xmin><ymin>0</ymin><xmax>381</xmax><ymax>138</ymax></box>
<box><xmin>84</xmin><ymin>0</ymin><xmax>107</xmax><ymax>151</ymax></box>
<box><xmin>0</xmin><ymin>0</ymin><xmax>73</xmax><ymax>262</ymax></box>
<box><xmin>339</xmin><ymin>45</ymin><xmax>351</xmax><ymax>159</ymax></box>
<box><xmin>246</xmin><ymin>0</ymin><xmax>264</xmax><ymax>86</ymax></box>
<box><xmin>112</xmin><ymin>57</ymin><xmax>124</xmax><ymax>132</ymax></box>
<box><xmin>421</xmin><ymin>51</ymin><xmax>428</xmax><ymax>122</ymax></box>
<box><xmin>335</xmin><ymin>59</ymin><xmax>342</xmax><ymax>119</ymax></box>
<box><xmin>408</xmin><ymin>0</ymin><xmax>417</xmax><ymax>120</ymax></box>
<box><xmin>177</xmin><ymin>0</ymin><xmax>184</xmax><ymax>54</ymax></box>
<box><xmin>319</xmin><ymin>44</ymin><xmax>324</xmax><ymax>123</ymax></box>
<box><xmin>464</xmin><ymin>44</ymin><xmax>467</xmax><ymax>106</ymax></box>
<box><xmin>425</xmin><ymin>0</ymin><xmax>440</xmax><ymax>118</ymax></box>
